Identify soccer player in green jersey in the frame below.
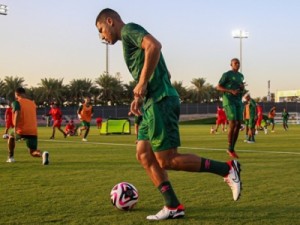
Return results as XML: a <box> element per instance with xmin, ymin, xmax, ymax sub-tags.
<box><xmin>216</xmin><ymin>58</ymin><xmax>245</xmax><ymax>158</ymax></box>
<box><xmin>95</xmin><ymin>8</ymin><xmax>242</xmax><ymax>220</ymax></box>
<box><xmin>282</xmin><ymin>108</ymin><xmax>289</xmax><ymax>131</ymax></box>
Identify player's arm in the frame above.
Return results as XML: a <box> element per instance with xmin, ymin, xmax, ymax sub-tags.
<box><xmin>12</xmin><ymin>101</ymin><xmax>20</xmax><ymax>130</ymax></box>
<box><xmin>77</xmin><ymin>105</ymin><xmax>83</xmax><ymax>119</ymax></box>
<box><xmin>131</xmin><ymin>34</ymin><xmax>161</xmax><ymax>116</ymax></box>
<box><xmin>133</xmin><ymin>34</ymin><xmax>161</xmax><ymax>98</ymax></box>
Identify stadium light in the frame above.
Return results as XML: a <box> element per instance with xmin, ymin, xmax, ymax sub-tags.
<box><xmin>0</xmin><ymin>4</ymin><xmax>8</xmax><ymax>15</ymax></box>
<box><xmin>232</xmin><ymin>29</ymin><xmax>249</xmax><ymax>73</ymax></box>
<box><xmin>102</xmin><ymin>41</ymin><xmax>109</xmax><ymax>75</ymax></box>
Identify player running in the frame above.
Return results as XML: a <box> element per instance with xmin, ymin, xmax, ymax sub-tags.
<box><xmin>215</xmin><ymin>105</ymin><xmax>227</xmax><ymax>133</ymax></box>
<box><xmin>77</xmin><ymin>96</ymin><xmax>94</xmax><ymax>142</ymax></box>
<box><xmin>268</xmin><ymin>106</ymin><xmax>276</xmax><ymax>132</ymax></box>
<box><xmin>47</xmin><ymin>102</ymin><xmax>67</xmax><ymax>139</ymax></box>
<box><xmin>216</xmin><ymin>58</ymin><xmax>246</xmax><ymax>158</ymax></box>
<box><xmin>282</xmin><ymin>108</ymin><xmax>289</xmax><ymax>131</ymax></box>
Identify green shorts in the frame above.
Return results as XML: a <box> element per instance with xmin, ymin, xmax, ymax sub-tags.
<box><xmin>14</xmin><ymin>133</ymin><xmax>38</xmax><ymax>150</ymax></box>
<box><xmin>244</xmin><ymin>119</ymin><xmax>256</xmax><ymax>129</ymax></box>
<box><xmin>269</xmin><ymin>118</ymin><xmax>275</xmax><ymax>124</ymax></box>
<box><xmin>134</xmin><ymin>116</ymin><xmax>143</xmax><ymax>125</ymax></box>
<box><xmin>138</xmin><ymin>96</ymin><xmax>181</xmax><ymax>152</ymax></box>
<box><xmin>81</xmin><ymin>121</ymin><xmax>91</xmax><ymax>127</ymax></box>
<box><xmin>224</xmin><ymin>102</ymin><xmax>243</xmax><ymax>121</ymax></box>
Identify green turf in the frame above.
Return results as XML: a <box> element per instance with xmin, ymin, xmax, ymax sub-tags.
<box><xmin>0</xmin><ymin>125</ymin><xmax>299</xmax><ymax>225</ymax></box>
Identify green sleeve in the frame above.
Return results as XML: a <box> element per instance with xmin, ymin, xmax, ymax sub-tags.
<box><xmin>12</xmin><ymin>101</ymin><xmax>20</xmax><ymax>112</ymax></box>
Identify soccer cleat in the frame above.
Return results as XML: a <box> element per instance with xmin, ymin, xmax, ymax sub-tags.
<box><xmin>82</xmin><ymin>138</ymin><xmax>87</xmax><ymax>142</ymax></box>
<box><xmin>49</xmin><ymin>136</ymin><xmax>54</xmax><ymax>139</ymax></box>
<box><xmin>247</xmin><ymin>140</ymin><xmax>255</xmax><ymax>144</ymax></box>
<box><xmin>227</xmin><ymin>150</ymin><xmax>239</xmax><ymax>159</ymax></box>
<box><xmin>224</xmin><ymin>160</ymin><xmax>242</xmax><ymax>201</ymax></box>
<box><xmin>42</xmin><ymin>151</ymin><xmax>49</xmax><ymax>165</ymax></box>
<box><xmin>6</xmin><ymin>157</ymin><xmax>15</xmax><ymax>163</ymax></box>
<box><xmin>146</xmin><ymin>204</ymin><xmax>185</xmax><ymax>220</ymax></box>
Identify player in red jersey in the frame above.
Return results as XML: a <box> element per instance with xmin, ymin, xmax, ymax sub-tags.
<box><xmin>3</xmin><ymin>102</ymin><xmax>14</xmax><ymax>138</ymax></box>
<box><xmin>215</xmin><ymin>106</ymin><xmax>227</xmax><ymax>133</ymax></box>
<box><xmin>47</xmin><ymin>103</ymin><xmax>67</xmax><ymax>139</ymax></box>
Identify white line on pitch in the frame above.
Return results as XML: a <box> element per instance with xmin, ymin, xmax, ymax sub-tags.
<box><xmin>40</xmin><ymin>139</ymin><xmax>300</xmax><ymax>155</ymax></box>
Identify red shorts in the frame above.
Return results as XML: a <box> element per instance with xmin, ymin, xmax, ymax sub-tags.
<box><xmin>216</xmin><ymin>118</ymin><xmax>226</xmax><ymax>125</ymax></box>
<box><xmin>256</xmin><ymin>117</ymin><xmax>263</xmax><ymax>126</ymax></box>
<box><xmin>53</xmin><ymin>119</ymin><xmax>62</xmax><ymax>128</ymax></box>
<box><xmin>6</xmin><ymin>121</ymin><xmax>14</xmax><ymax>129</ymax></box>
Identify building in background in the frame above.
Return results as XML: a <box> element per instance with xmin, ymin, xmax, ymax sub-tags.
<box><xmin>275</xmin><ymin>89</ymin><xmax>300</xmax><ymax>102</ymax></box>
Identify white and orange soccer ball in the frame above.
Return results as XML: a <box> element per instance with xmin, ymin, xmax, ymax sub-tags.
<box><xmin>110</xmin><ymin>182</ymin><xmax>139</xmax><ymax>211</ymax></box>
<box><xmin>210</xmin><ymin>126</ymin><xmax>215</xmax><ymax>134</ymax></box>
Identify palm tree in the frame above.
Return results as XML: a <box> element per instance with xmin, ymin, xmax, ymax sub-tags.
<box><xmin>123</xmin><ymin>80</ymin><xmax>137</xmax><ymax>105</ymax></box>
<box><xmin>95</xmin><ymin>73</ymin><xmax>124</xmax><ymax>105</ymax></box>
<box><xmin>38</xmin><ymin>78</ymin><xmax>65</xmax><ymax>105</ymax></box>
<box><xmin>190</xmin><ymin>78</ymin><xmax>207</xmax><ymax>103</ymax></box>
<box><xmin>68</xmin><ymin>78</ymin><xmax>97</xmax><ymax>105</ymax></box>
<box><xmin>3</xmin><ymin>76</ymin><xmax>26</xmax><ymax>101</ymax></box>
<box><xmin>0</xmin><ymin>79</ymin><xmax>5</xmax><ymax>98</ymax></box>
<box><xmin>172</xmin><ymin>81</ymin><xmax>188</xmax><ymax>102</ymax></box>
<box><xmin>27</xmin><ymin>86</ymin><xmax>46</xmax><ymax>106</ymax></box>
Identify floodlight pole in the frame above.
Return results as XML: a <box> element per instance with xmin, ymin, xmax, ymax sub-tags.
<box><xmin>0</xmin><ymin>4</ymin><xmax>8</xmax><ymax>15</ymax></box>
<box><xmin>102</xmin><ymin>42</ymin><xmax>109</xmax><ymax>75</ymax></box>
<box><xmin>232</xmin><ymin>30</ymin><xmax>249</xmax><ymax>73</ymax></box>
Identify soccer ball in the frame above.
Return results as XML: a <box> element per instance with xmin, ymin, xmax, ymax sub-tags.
<box><xmin>2</xmin><ymin>134</ymin><xmax>9</xmax><ymax>139</ymax></box>
<box><xmin>110</xmin><ymin>182</ymin><xmax>139</xmax><ymax>211</ymax></box>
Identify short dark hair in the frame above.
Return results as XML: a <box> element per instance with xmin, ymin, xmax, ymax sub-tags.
<box><xmin>95</xmin><ymin>8</ymin><xmax>121</xmax><ymax>25</ymax></box>
<box><xmin>15</xmin><ymin>87</ymin><xmax>26</xmax><ymax>94</ymax></box>
<box><xmin>231</xmin><ymin>58</ymin><xmax>240</xmax><ymax>63</ymax></box>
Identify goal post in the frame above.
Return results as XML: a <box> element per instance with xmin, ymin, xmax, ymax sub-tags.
<box><xmin>100</xmin><ymin>118</ymin><xmax>131</xmax><ymax>135</ymax></box>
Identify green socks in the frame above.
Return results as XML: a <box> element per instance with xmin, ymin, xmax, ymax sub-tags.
<box><xmin>158</xmin><ymin>181</ymin><xmax>180</xmax><ymax>208</ymax></box>
<box><xmin>199</xmin><ymin>158</ymin><xmax>229</xmax><ymax>177</ymax></box>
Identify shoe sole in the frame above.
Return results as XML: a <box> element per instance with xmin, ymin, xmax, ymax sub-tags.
<box><xmin>232</xmin><ymin>160</ymin><xmax>242</xmax><ymax>200</ymax></box>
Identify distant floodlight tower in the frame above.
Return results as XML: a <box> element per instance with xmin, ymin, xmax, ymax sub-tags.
<box><xmin>102</xmin><ymin>42</ymin><xmax>109</xmax><ymax>75</ymax></box>
<box><xmin>0</xmin><ymin>4</ymin><xmax>8</xmax><ymax>15</ymax></box>
<box><xmin>267</xmin><ymin>80</ymin><xmax>271</xmax><ymax>102</ymax></box>
<box><xmin>232</xmin><ymin>30</ymin><xmax>249</xmax><ymax>73</ymax></box>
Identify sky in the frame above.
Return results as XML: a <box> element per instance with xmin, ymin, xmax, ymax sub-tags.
<box><xmin>0</xmin><ymin>0</ymin><xmax>300</xmax><ymax>98</ymax></box>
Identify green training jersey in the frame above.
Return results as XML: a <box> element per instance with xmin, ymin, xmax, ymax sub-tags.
<box><xmin>218</xmin><ymin>70</ymin><xmax>244</xmax><ymax>106</ymax></box>
<box><xmin>121</xmin><ymin>23</ymin><xmax>178</xmax><ymax>106</ymax></box>
<box><xmin>282</xmin><ymin>111</ymin><xmax>289</xmax><ymax>120</ymax></box>
<box><xmin>249</xmin><ymin>98</ymin><xmax>257</xmax><ymax>118</ymax></box>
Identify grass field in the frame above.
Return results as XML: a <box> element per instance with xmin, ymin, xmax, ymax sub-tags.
<box><xmin>0</xmin><ymin>124</ymin><xmax>299</xmax><ymax>225</ymax></box>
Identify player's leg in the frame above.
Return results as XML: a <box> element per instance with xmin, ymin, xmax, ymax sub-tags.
<box><xmin>50</xmin><ymin>122</ymin><xmax>56</xmax><ymax>139</ymax></box>
<box><xmin>26</xmin><ymin>136</ymin><xmax>49</xmax><ymax>165</ymax></box>
<box><xmin>58</xmin><ymin>126</ymin><xmax>67</xmax><ymax>138</ymax></box>
<box><xmin>82</xmin><ymin>122</ymin><xmax>90</xmax><ymax>141</ymax></box>
<box><xmin>224</xmin><ymin>105</ymin><xmax>239</xmax><ymax>158</ymax></box>
<box><xmin>7</xmin><ymin>133</ymin><xmax>16</xmax><ymax>162</ymax></box>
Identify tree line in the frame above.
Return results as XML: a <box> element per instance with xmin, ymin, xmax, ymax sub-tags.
<box><xmin>0</xmin><ymin>73</ymin><xmax>269</xmax><ymax>107</ymax></box>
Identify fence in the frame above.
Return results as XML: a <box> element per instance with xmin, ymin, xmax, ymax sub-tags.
<box><xmin>1</xmin><ymin>102</ymin><xmax>300</xmax><ymax>126</ymax></box>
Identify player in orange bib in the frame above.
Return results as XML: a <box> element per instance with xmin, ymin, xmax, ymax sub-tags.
<box><xmin>77</xmin><ymin>96</ymin><xmax>94</xmax><ymax>141</ymax></box>
<box><xmin>7</xmin><ymin>87</ymin><xmax>49</xmax><ymax>165</ymax></box>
